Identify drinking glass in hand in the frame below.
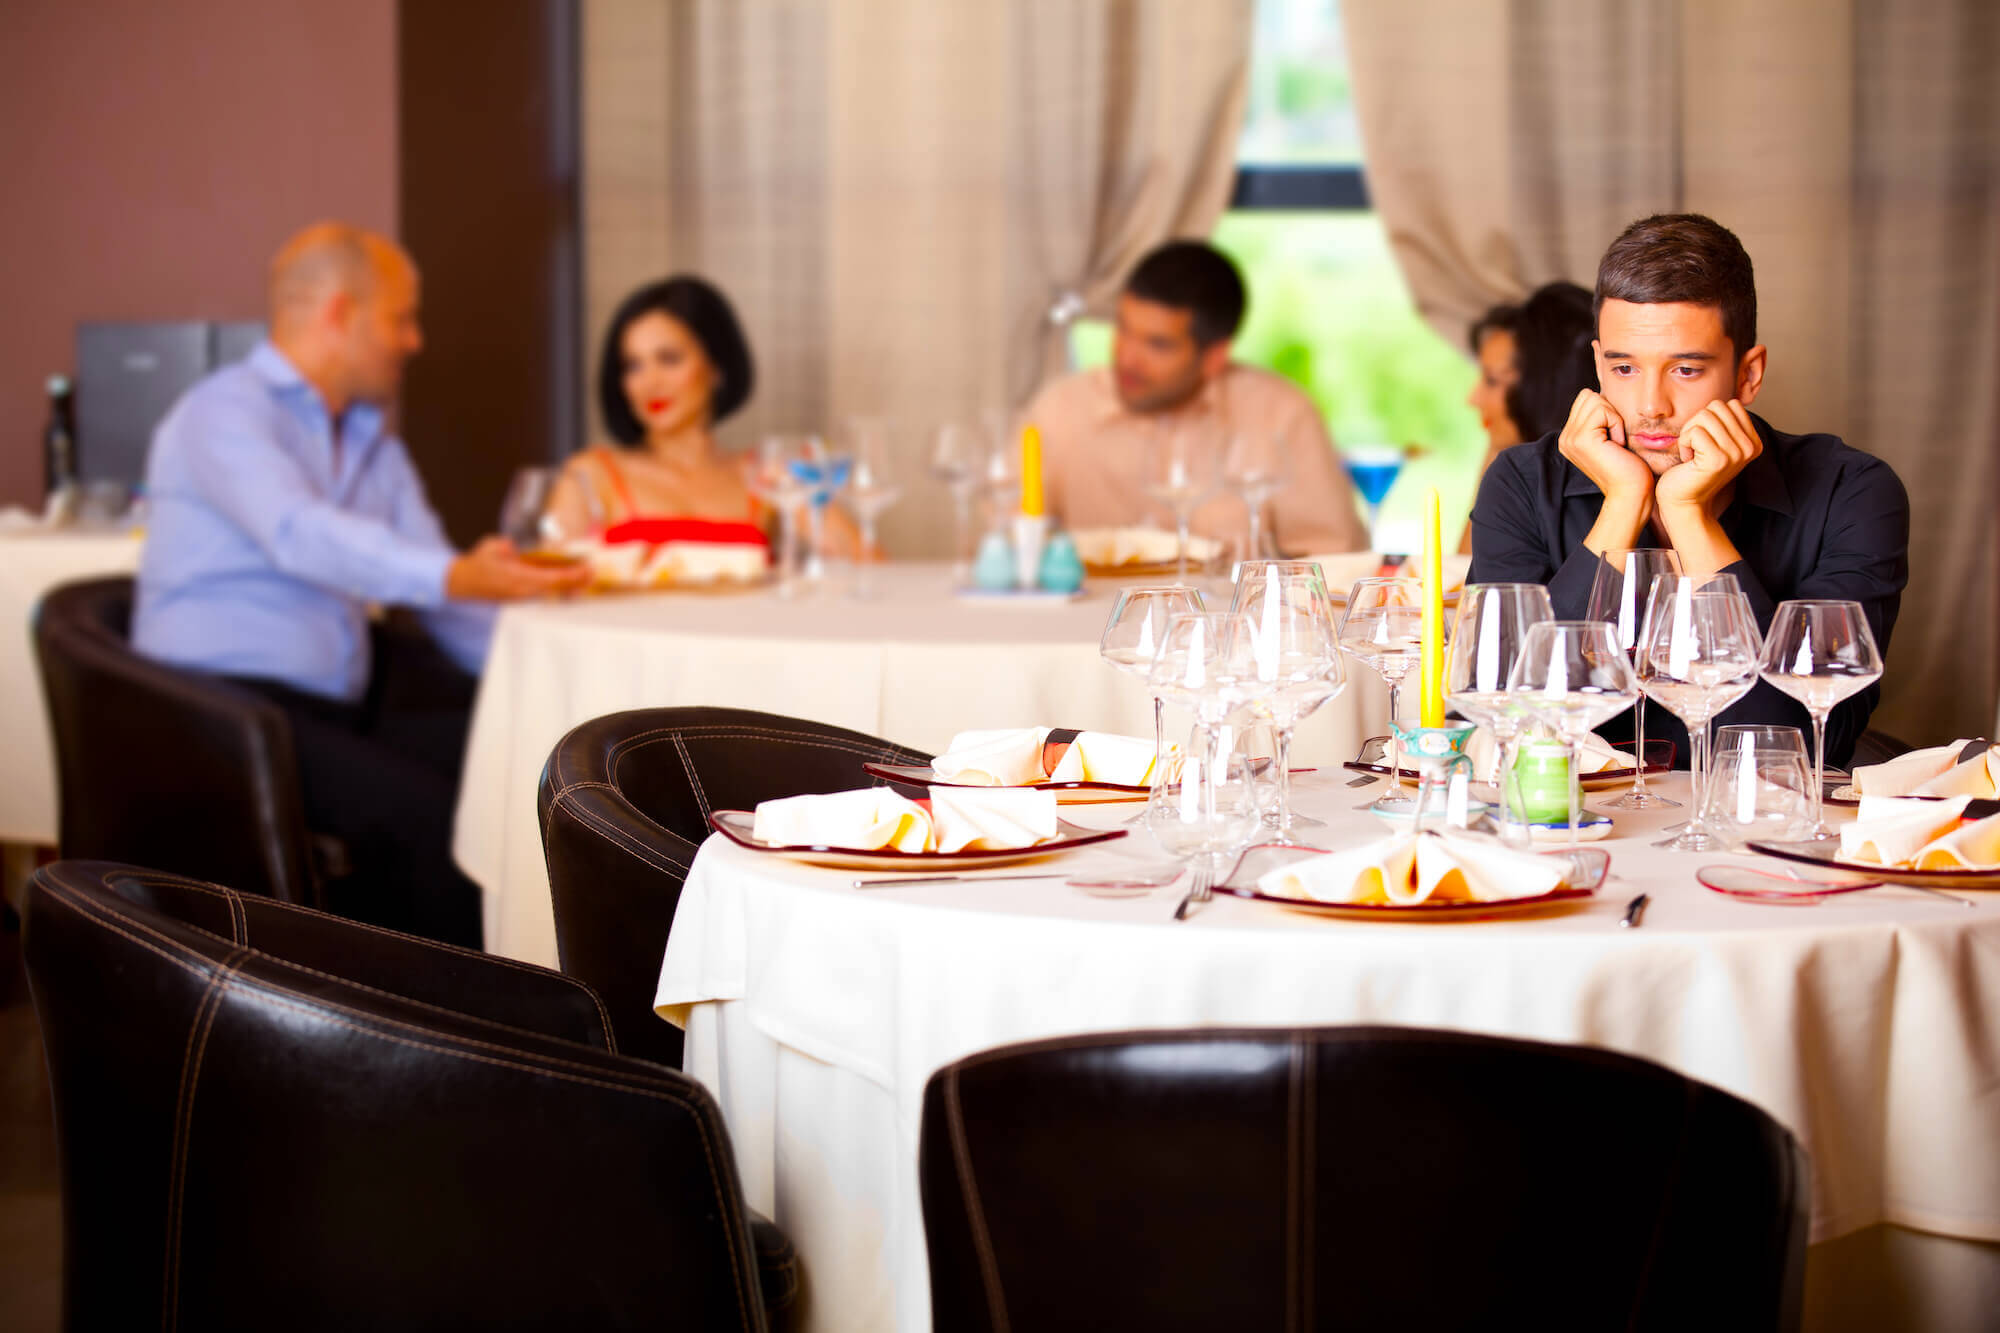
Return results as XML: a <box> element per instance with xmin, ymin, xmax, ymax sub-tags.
<box><xmin>1586</xmin><ymin>547</ymin><xmax>1684</xmax><ymax>810</ymax></box>
<box><xmin>1507</xmin><ymin>620</ymin><xmax>1641</xmax><ymax>848</ymax></box>
<box><xmin>1224</xmin><ymin>567</ymin><xmax>1345</xmax><ymax>844</ymax></box>
<box><xmin>498</xmin><ymin>466</ymin><xmax>563</xmax><ymax>550</ymax></box>
<box><xmin>1632</xmin><ymin>574</ymin><xmax>1761</xmax><ymax>851</ymax></box>
<box><xmin>1100</xmin><ymin>585</ymin><xmax>1208</xmax><ymax>780</ymax></box>
<box><xmin>841</xmin><ymin>417</ymin><xmax>901</xmax><ymax>599</ymax></box>
<box><xmin>1444</xmin><ymin>582</ymin><xmax>1554</xmax><ymax>844</ymax></box>
<box><xmin>1337</xmin><ymin>576</ymin><xmax>1425</xmax><ymax>813</ymax></box>
<box><xmin>1223</xmin><ymin>432</ymin><xmax>1289</xmax><ymax>561</ymax></box>
<box><xmin>1143</xmin><ymin>425</ymin><xmax>1217</xmax><ymax>584</ymax></box>
<box><xmin>1757</xmin><ymin>600</ymin><xmax>1883</xmax><ymax>841</ymax></box>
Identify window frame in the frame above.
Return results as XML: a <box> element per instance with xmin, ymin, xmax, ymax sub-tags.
<box><xmin>1228</xmin><ymin>164</ymin><xmax>1370</xmax><ymax>211</ymax></box>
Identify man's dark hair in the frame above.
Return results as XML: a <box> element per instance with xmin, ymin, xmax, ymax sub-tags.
<box><xmin>1594</xmin><ymin>213</ymin><xmax>1757</xmax><ymax>356</ymax></box>
<box><xmin>597</xmin><ymin>275</ymin><xmax>755</xmax><ymax>444</ymax></box>
<box><xmin>1124</xmin><ymin>240</ymin><xmax>1247</xmax><ymax>346</ymax></box>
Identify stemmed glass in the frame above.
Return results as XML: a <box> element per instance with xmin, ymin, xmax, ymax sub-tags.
<box><xmin>1633</xmin><ymin>574</ymin><xmax>1762</xmax><ymax>851</ymax></box>
<box><xmin>1149</xmin><ymin>612</ymin><xmax>1257</xmax><ymax>877</ymax></box>
<box><xmin>1586</xmin><ymin>548</ymin><xmax>1684</xmax><ymax>809</ymax></box>
<box><xmin>1343</xmin><ymin>443</ymin><xmax>1403</xmax><ymax>547</ymax></box>
<box><xmin>1223</xmin><ymin>433</ymin><xmax>1289</xmax><ymax>561</ymax></box>
<box><xmin>1507</xmin><ymin>621</ymin><xmax>1641</xmax><ymax>848</ymax></box>
<box><xmin>789</xmin><ymin>434</ymin><xmax>853</xmax><ymax>588</ymax></box>
<box><xmin>1757</xmin><ymin>600</ymin><xmax>1883</xmax><ymax>842</ymax></box>
<box><xmin>1099</xmin><ymin>585</ymin><xmax>1208</xmax><ymax>791</ymax></box>
<box><xmin>747</xmin><ymin>436</ymin><xmax>811</xmax><ymax>596</ymax></box>
<box><xmin>498</xmin><ymin>465</ymin><xmax>563</xmax><ymax>549</ymax></box>
<box><xmin>978</xmin><ymin>423</ymin><xmax>1020</xmax><ymax>538</ymax></box>
<box><xmin>1224</xmin><ymin>567</ymin><xmax>1346</xmax><ymax>844</ymax></box>
<box><xmin>841</xmin><ymin>417</ymin><xmax>901</xmax><ymax>600</ymax></box>
<box><xmin>1444</xmin><ymin>582</ymin><xmax>1554</xmax><ymax>845</ymax></box>
<box><xmin>929</xmin><ymin>423</ymin><xmax>983</xmax><ymax>583</ymax></box>
<box><xmin>1145</xmin><ymin>736</ymin><xmax>1260</xmax><ymax>917</ymax></box>
<box><xmin>1336</xmin><ymin>576</ymin><xmax>1425</xmax><ymax>813</ymax></box>
<box><xmin>1143</xmin><ymin>425</ymin><xmax>1217</xmax><ymax>583</ymax></box>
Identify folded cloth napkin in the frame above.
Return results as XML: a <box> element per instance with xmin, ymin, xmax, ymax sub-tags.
<box><xmin>751</xmin><ymin>788</ymin><xmax>932</xmax><ymax>852</ymax></box>
<box><xmin>1852</xmin><ymin>739</ymin><xmax>1996</xmax><ymax>798</ymax></box>
<box><xmin>927</xmin><ymin>787</ymin><xmax>1059</xmax><ymax>852</ymax></box>
<box><xmin>1838</xmin><ymin>794</ymin><xmax>1974</xmax><ymax>866</ymax></box>
<box><xmin>931</xmin><ymin>728</ymin><xmax>1052</xmax><ymax>786</ymax></box>
<box><xmin>1069</xmin><ymin>527</ymin><xmax>1222</xmax><ymax>568</ymax></box>
<box><xmin>1257</xmin><ymin>829</ymin><xmax>1568</xmax><ymax>906</ymax></box>
<box><xmin>1462</xmin><ymin>729</ymin><xmax>1627</xmax><ymax>784</ymax></box>
<box><xmin>1045</xmin><ymin>731</ymin><xmax>1163</xmax><ymax>786</ymax></box>
<box><xmin>1911</xmin><ymin>810</ymin><xmax>2000</xmax><ymax>870</ymax></box>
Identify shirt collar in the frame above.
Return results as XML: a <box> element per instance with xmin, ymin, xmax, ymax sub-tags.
<box><xmin>1560</xmin><ymin>412</ymin><xmax>1793</xmax><ymax>516</ymax></box>
<box><xmin>1088</xmin><ymin>364</ymin><xmax>1229</xmax><ymax>427</ymax></box>
<box><xmin>247</xmin><ymin>340</ymin><xmax>385</xmax><ymax>449</ymax></box>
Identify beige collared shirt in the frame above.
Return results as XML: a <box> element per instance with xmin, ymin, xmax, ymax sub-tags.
<box><xmin>1025</xmin><ymin>364</ymin><xmax>1368</xmax><ymax>556</ymax></box>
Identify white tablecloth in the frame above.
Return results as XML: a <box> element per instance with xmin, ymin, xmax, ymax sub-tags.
<box><xmin>453</xmin><ymin>562</ymin><xmax>1383</xmax><ymax>966</ymax></box>
<box><xmin>0</xmin><ymin>529</ymin><xmax>143</xmax><ymax>845</ymax></box>
<box><xmin>655</xmin><ymin>773</ymin><xmax>2000</xmax><ymax>1332</ymax></box>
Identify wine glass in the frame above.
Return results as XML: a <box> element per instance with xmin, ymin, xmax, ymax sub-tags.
<box><xmin>1223</xmin><ymin>568</ymin><xmax>1345</xmax><ymax>844</ymax></box>
<box><xmin>1342</xmin><ymin>443</ymin><xmax>1403</xmax><ymax>547</ymax></box>
<box><xmin>842</xmin><ymin>417</ymin><xmax>901</xmax><ymax>600</ymax></box>
<box><xmin>1143</xmin><ymin>425</ymin><xmax>1217</xmax><ymax>583</ymax></box>
<box><xmin>1507</xmin><ymin>621</ymin><xmax>1641</xmax><ymax>847</ymax></box>
<box><xmin>930</xmin><ymin>423</ymin><xmax>983</xmax><ymax>583</ymax></box>
<box><xmin>1444</xmin><ymin>582</ymin><xmax>1554</xmax><ymax>845</ymax></box>
<box><xmin>1757</xmin><ymin>600</ymin><xmax>1883</xmax><ymax>842</ymax></box>
<box><xmin>1145</xmin><ymin>730</ymin><xmax>1261</xmax><ymax>915</ymax></box>
<box><xmin>498</xmin><ymin>466</ymin><xmax>562</xmax><ymax>549</ymax></box>
<box><xmin>1224</xmin><ymin>432</ymin><xmax>1289</xmax><ymax>561</ymax></box>
<box><xmin>787</xmin><ymin>434</ymin><xmax>853</xmax><ymax>588</ymax></box>
<box><xmin>1634</xmin><ymin>575</ymin><xmax>1762</xmax><ymax>851</ymax></box>
<box><xmin>1336</xmin><ymin>576</ymin><xmax>1425</xmax><ymax>813</ymax></box>
<box><xmin>747</xmin><ymin>435</ymin><xmax>811</xmax><ymax>596</ymax></box>
<box><xmin>1586</xmin><ymin>548</ymin><xmax>1683</xmax><ymax>809</ymax></box>
<box><xmin>1100</xmin><ymin>585</ymin><xmax>1208</xmax><ymax>791</ymax></box>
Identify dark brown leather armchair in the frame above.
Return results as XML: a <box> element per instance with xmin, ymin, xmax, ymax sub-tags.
<box><xmin>922</xmin><ymin>1026</ymin><xmax>1809</xmax><ymax>1332</ymax></box>
<box><xmin>538</xmin><ymin>706</ymin><xmax>928</xmax><ymax>1067</ymax></box>
<box><xmin>33</xmin><ymin>576</ymin><xmax>324</xmax><ymax>904</ymax></box>
<box><xmin>23</xmin><ymin>860</ymin><xmax>797</xmax><ymax>1331</ymax></box>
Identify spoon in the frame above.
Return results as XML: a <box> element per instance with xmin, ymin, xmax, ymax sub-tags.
<box><xmin>1696</xmin><ymin>864</ymin><xmax>1975</xmax><ymax>907</ymax></box>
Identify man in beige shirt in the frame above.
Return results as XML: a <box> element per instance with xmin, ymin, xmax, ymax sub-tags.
<box><xmin>1026</xmin><ymin>240</ymin><xmax>1368</xmax><ymax>556</ymax></box>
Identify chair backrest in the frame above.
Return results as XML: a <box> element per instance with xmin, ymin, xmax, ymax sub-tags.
<box><xmin>24</xmin><ymin>860</ymin><xmax>772</xmax><ymax>1332</ymax></box>
<box><xmin>922</xmin><ymin>1026</ymin><xmax>1809</xmax><ymax>1333</ymax></box>
<box><xmin>33</xmin><ymin>576</ymin><xmax>318</xmax><ymax>903</ymax></box>
<box><xmin>539</xmin><ymin>706</ymin><xmax>928</xmax><ymax>1066</ymax></box>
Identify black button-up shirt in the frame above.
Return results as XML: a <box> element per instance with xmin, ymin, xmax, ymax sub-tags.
<box><xmin>1466</xmin><ymin>414</ymin><xmax>1910</xmax><ymax>768</ymax></box>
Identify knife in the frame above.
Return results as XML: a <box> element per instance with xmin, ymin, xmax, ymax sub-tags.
<box><xmin>1618</xmin><ymin>893</ymin><xmax>1650</xmax><ymax>928</ymax></box>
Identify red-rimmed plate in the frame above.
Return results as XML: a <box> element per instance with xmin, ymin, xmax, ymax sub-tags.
<box><xmin>1211</xmin><ymin>843</ymin><xmax>1607</xmax><ymax>921</ymax></box>
<box><xmin>1344</xmin><ymin>737</ymin><xmax>1672</xmax><ymax>791</ymax></box>
<box><xmin>861</xmin><ymin>761</ymin><xmax>1148</xmax><ymax>805</ymax></box>
<box><xmin>707</xmin><ymin>809</ymin><xmax>1126</xmax><ymax>871</ymax></box>
<box><xmin>1744</xmin><ymin>839</ymin><xmax>2000</xmax><ymax>889</ymax></box>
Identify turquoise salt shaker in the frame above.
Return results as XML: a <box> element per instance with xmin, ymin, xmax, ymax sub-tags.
<box><xmin>1037</xmin><ymin>532</ymin><xmax>1084</xmax><ymax>593</ymax></box>
<box><xmin>971</xmin><ymin>531</ymin><xmax>1016</xmax><ymax>590</ymax></box>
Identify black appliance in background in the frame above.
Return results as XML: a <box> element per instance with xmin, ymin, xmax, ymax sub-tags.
<box><xmin>72</xmin><ymin>320</ymin><xmax>267</xmax><ymax>488</ymax></box>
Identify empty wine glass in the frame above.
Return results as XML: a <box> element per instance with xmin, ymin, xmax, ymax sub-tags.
<box><xmin>1337</xmin><ymin>576</ymin><xmax>1425</xmax><ymax>813</ymax></box>
<box><xmin>1507</xmin><ymin>620</ymin><xmax>1641</xmax><ymax>848</ymax></box>
<box><xmin>1586</xmin><ymin>547</ymin><xmax>1684</xmax><ymax>810</ymax></box>
<box><xmin>841</xmin><ymin>417</ymin><xmax>901</xmax><ymax>599</ymax></box>
<box><xmin>1224</xmin><ymin>567</ymin><xmax>1345</xmax><ymax>844</ymax></box>
<box><xmin>747</xmin><ymin>435</ymin><xmax>811</xmax><ymax>596</ymax></box>
<box><xmin>788</xmin><ymin>434</ymin><xmax>852</xmax><ymax>588</ymax></box>
<box><xmin>1634</xmin><ymin>574</ymin><xmax>1762</xmax><ymax>851</ymax></box>
<box><xmin>1444</xmin><ymin>582</ymin><xmax>1554</xmax><ymax>845</ymax></box>
<box><xmin>1144</xmin><ymin>425</ymin><xmax>1217</xmax><ymax>583</ymax></box>
<box><xmin>930</xmin><ymin>423</ymin><xmax>983</xmax><ymax>583</ymax></box>
<box><xmin>1343</xmin><ymin>443</ymin><xmax>1403</xmax><ymax>547</ymax></box>
<box><xmin>1224</xmin><ymin>432</ymin><xmax>1289</xmax><ymax>561</ymax></box>
<box><xmin>1146</xmin><ymin>731</ymin><xmax>1261</xmax><ymax>913</ymax></box>
<box><xmin>1757</xmin><ymin>600</ymin><xmax>1883</xmax><ymax>842</ymax></box>
<box><xmin>1100</xmin><ymin>585</ymin><xmax>1208</xmax><ymax>786</ymax></box>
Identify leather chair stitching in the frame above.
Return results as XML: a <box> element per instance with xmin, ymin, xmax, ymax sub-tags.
<box><xmin>554</xmin><ymin>797</ymin><xmax>695</xmax><ymax>875</ymax></box>
<box><xmin>942</xmin><ymin>1067</ymin><xmax>1011</xmax><ymax>1333</ymax></box>
<box><xmin>671</xmin><ymin>732</ymin><xmax>714</xmax><ymax>823</ymax></box>
<box><xmin>225</xmin><ymin>888</ymin><xmax>245</xmax><ymax>944</ymax></box>
<box><xmin>1285</xmin><ymin>1035</ymin><xmax>1304</xmax><ymax>1333</ymax></box>
<box><xmin>163</xmin><ymin>948</ymin><xmax>248</xmax><ymax>1333</ymax></box>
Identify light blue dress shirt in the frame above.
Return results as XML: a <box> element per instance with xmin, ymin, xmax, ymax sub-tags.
<box><xmin>133</xmin><ymin>342</ymin><xmax>493</xmax><ymax>702</ymax></box>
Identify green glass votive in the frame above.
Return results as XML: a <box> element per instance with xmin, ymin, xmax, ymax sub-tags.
<box><xmin>1508</xmin><ymin>739</ymin><xmax>1572</xmax><ymax>824</ymax></box>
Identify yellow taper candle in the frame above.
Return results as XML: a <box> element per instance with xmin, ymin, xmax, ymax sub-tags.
<box><xmin>1020</xmin><ymin>424</ymin><xmax>1044</xmax><ymax>517</ymax></box>
<box><xmin>1420</xmin><ymin>486</ymin><xmax>1446</xmax><ymax>726</ymax></box>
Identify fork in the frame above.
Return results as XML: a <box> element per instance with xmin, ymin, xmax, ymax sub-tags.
<box><xmin>1172</xmin><ymin>861</ymin><xmax>1213</xmax><ymax>921</ymax></box>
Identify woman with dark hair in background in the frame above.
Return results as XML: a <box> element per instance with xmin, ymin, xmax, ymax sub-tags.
<box><xmin>1459</xmin><ymin>280</ymin><xmax>1596</xmax><ymax>551</ymax></box>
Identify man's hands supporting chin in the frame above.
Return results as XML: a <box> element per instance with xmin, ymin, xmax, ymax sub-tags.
<box><xmin>1558</xmin><ymin>389</ymin><xmax>1759</xmax><ymax>579</ymax></box>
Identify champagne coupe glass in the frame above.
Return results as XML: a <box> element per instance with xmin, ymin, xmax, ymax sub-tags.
<box><xmin>1144</xmin><ymin>425</ymin><xmax>1217</xmax><ymax>583</ymax></box>
<box><xmin>1224</xmin><ymin>432</ymin><xmax>1289</xmax><ymax>561</ymax></box>
<box><xmin>841</xmin><ymin>417</ymin><xmax>902</xmax><ymax>600</ymax></box>
<box><xmin>1343</xmin><ymin>443</ymin><xmax>1403</xmax><ymax>547</ymax></box>
<box><xmin>929</xmin><ymin>422</ymin><xmax>982</xmax><ymax>583</ymax></box>
<box><xmin>1224</xmin><ymin>568</ymin><xmax>1345</xmax><ymax>844</ymax></box>
<box><xmin>1633</xmin><ymin>575</ymin><xmax>1762</xmax><ymax>851</ymax></box>
<box><xmin>1100</xmin><ymin>585</ymin><xmax>1209</xmax><ymax>791</ymax></box>
<box><xmin>1507</xmin><ymin>621</ymin><xmax>1641</xmax><ymax>848</ymax></box>
<box><xmin>1337</xmin><ymin>576</ymin><xmax>1425</xmax><ymax>813</ymax></box>
<box><xmin>1757</xmin><ymin>599</ymin><xmax>1883</xmax><ymax>842</ymax></box>
<box><xmin>1444</xmin><ymin>582</ymin><xmax>1554</xmax><ymax>845</ymax></box>
<box><xmin>1586</xmin><ymin>548</ymin><xmax>1684</xmax><ymax>809</ymax></box>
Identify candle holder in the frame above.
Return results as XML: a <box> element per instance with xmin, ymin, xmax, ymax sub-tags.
<box><xmin>1390</xmin><ymin>720</ymin><xmax>1478</xmax><ymax>832</ymax></box>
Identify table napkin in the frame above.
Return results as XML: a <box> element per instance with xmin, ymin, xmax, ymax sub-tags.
<box><xmin>1852</xmin><ymin>740</ymin><xmax>1996</xmax><ymax>798</ymax></box>
<box><xmin>1045</xmin><ymin>731</ymin><xmax>1163</xmax><ymax>786</ymax></box>
<box><xmin>1257</xmin><ymin>830</ymin><xmax>1568</xmax><ymax>906</ymax></box>
<box><xmin>751</xmin><ymin>788</ymin><xmax>932</xmax><ymax>852</ymax></box>
<box><xmin>931</xmin><ymin>728</ymin><xmax>1051</xmax><ymax>786</ymax></box>
<box><xmin>927</xmin><ymin>787</ymin><xmax>1060</xmax><ymax>852</ymax></box>
<box><xmin>1838</xmin><ymin>794</ymin><xmax>1974</xmax><ymax>866</ymax></box>
<box><xmin>1462</xmin><ymin>729</ymin><xmax>1627</xmax><ymax>784</ymax></box>
<box><xmin>1069</xmin><ymin>527</ymin><xmax>1221</xmax><ymax>567</ymax></box>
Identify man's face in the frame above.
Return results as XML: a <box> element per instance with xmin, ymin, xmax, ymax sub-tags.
<box><xmin>338</xmin><ymin>252</ymin><xmax>424</xmax><ymax>404</ymax></box>
<box><xmin>1593</xmin><ymin>298</ymin><xmax>1760</xmax><ymax>476</ymax></box>
<box><xmin>1111</xmin><ymin>293</ymin><xmax>1216</xmax><ymax>413</ymax></box>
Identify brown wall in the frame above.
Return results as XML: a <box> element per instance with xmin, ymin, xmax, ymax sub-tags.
<box><xmin>0</xmin><ymin>0</ymin><xmax>397</xmax><ymax>509</ymax></box>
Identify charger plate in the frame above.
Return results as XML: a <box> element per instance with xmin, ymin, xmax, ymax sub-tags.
<box><xmin>708</xmin><ymin>809</ymin><xmax>1125</xmax><ymax>871</ymax></box>
<box><xmin>862</xmin><ymin>762</ymin><xmax>1147</xmax><ymax>804</ymax></box>
<box><xmin>1746</xmin><ymin>839</ymin><xmax>2000</xmax><ymax>889</ymax></box>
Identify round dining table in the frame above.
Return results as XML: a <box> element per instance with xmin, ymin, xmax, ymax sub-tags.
<box><xmin>453</xmin><ymin>560</ymin><xmax>1388</xmax><ymax>966</ymax></box>
<box><xmin>653</xmin><ymin>771</ymin><xmax>2000</xmax><ymax>1333</ymax></box>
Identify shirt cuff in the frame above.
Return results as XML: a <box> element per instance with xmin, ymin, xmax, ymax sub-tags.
<box><xmin>396</xmin><ymin>545</ymin><xmax>456</xmax><ymax>610</ymax></box>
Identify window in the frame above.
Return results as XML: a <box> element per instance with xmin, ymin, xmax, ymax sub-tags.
<box><xmin>1072</xmin><ymin>0</ymin><xmax>1484</xmax><ymax>550</ymax></box>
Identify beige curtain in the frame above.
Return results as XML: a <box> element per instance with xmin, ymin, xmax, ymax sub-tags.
<box><xmin>1346</xmin><ymin>0</ymin><xmax>2000</xmax><ymax>741</ymax></box>
<box><xmin>582</xmin><ymin>0</ymin><xmax>1252</xmax><ymax>556</ymax></box>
